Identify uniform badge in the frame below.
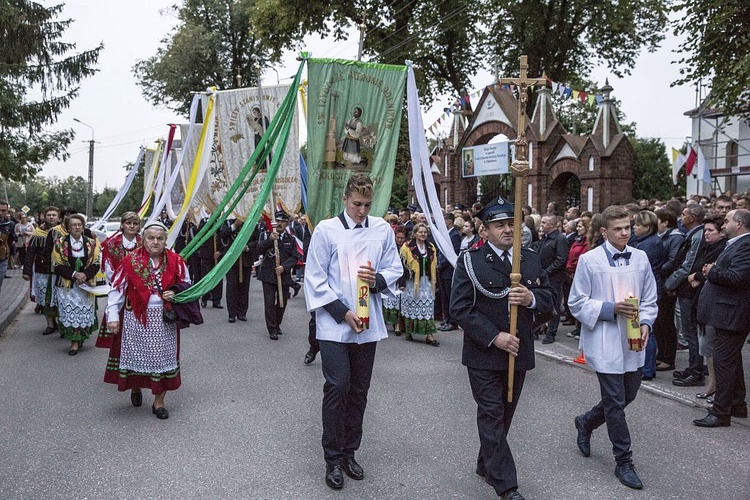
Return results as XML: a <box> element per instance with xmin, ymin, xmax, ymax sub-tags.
<box><xmin>485</xmin><ymin>253</ymin><xmax>494</xmax><ymax>262</ymax></box>
<box><xmin>535</xmin><ymin>278</ymin><xmax>541</xmax><ymax>286</ymax></box>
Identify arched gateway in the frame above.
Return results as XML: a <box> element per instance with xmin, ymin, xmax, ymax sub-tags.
<box><xmin>414</xmin><ymin>82</ymin><xmax>635</xmax><ymax>215</ymax></box>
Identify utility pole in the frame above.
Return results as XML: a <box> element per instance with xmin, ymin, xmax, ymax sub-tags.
<box><xmin>73</xmin><ymin>118</ymin><xmax>95</xmax><ymax>220</ymax></box>
<box><xmin>357</xmin><ymin>16</ymin><xmax>367</xmax><ymax>61</ymax></box>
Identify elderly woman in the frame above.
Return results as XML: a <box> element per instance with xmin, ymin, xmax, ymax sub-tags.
<box><xmin>632</xmin><ymin>210</ymin><xmax>666</xmax><ymax>380</ymax></box>
<box><xmin>399</xmin><ymin>223</ymin><xmax>439</xmax><ymax>346</ymax></box>
<box><xmin>105</xmin><ymin>221</ymin><xmax>191</xmax><ymax>419</ymax></box>
<box><xmin>96</xmin><ymin>212</ymin><xmax>141</xmax><ymax>348</ymax></box>
<box><xmin>51</xmin><ymin>214</ymin><xmax>101</xmax><ymax>355</ymax></box>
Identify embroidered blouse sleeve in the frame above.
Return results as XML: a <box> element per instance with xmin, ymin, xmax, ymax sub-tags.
<box><xmin>106</xmin><ymin>267</ymin><xmax>127</xmax><ymax>320</ymax></box>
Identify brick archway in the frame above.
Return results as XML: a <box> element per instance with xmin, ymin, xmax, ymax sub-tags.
<box><xmin>462</xmin><ymin>121</ymin><xmax>516</xmax><ymax>148</ymax></box>
<box><xmin>547</xmin><ymin>158</ymin><xmax>583</xmax><ymax>211</ymax></box>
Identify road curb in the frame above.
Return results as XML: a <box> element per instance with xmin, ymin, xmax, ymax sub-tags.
<box><xmin>0</xmin><ymin>284</ymin><xmax>28</xmax><ymax>338</ymax></box>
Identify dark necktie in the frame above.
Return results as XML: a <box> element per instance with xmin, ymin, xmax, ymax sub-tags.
<box><xmin>354</xmin><ymin>224</ymin><xmax>363</xmax><ymax>229</ymax></box>
<box><xmin>612</xmin><ymin>251</ymin><xmax>632</xmax><ymax>261</ymax></box>
<box><xmin>501</xmin><ymin>250</ymin><xmax>510</xmax><ymax>268</ymax></box>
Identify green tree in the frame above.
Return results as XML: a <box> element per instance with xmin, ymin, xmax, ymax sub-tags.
<box><xmin>93</xmin><ymin>187</ymin><xmax>118</xmax><ymax>217</ymax></box>
<box><xmin>0</xmin><ymin>1</ymin><xmax>102</xmax><ymax>181</ymax></box>
<box><xmin>133</xmin><ymin>0</ymin><xmax>268</xmax><ymax>115</ymax></box>
<box><xmin>119</xmin><ymin>160</ymin><xmax>146</xmax><ymax>214</ymax></box>
<box><xmin>631</xmin><ymin>137</ymin><xmax>681</xmax><ymax>201</ymax></box>
<box><xmin>672</xmin><ymin>1</ymin><xmax>750</xmax><ymax>121</ymax></box>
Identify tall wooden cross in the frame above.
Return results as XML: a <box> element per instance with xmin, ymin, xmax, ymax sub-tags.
<box><xmin>499</xmin><ymin>55</ymin><xmax>546</xmax><ymax>402</ymax></box>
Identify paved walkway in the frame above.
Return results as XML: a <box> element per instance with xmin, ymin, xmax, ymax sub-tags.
<box><xmin>0</xmin><ymin>265</ymin><xmax>30</xmax><ymax>336</ymax></box>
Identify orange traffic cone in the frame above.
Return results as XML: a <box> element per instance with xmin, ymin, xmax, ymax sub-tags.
<box><xmin>573</xmin><ymin>353</ymin><xmax>586</xmax><ymax>364</ymax></box>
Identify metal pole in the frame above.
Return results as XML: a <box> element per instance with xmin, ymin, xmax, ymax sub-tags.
<box><xmin>357</xmin><ymin>19</ymin><xmax>366</xmax><ymax>61</ymax></box>
<box><xmin>73</xmin><ymin>118</ymin><xmax>95</xmax><ymax>220</ymax></box>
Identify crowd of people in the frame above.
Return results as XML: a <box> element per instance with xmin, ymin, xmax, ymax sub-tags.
<box><xmin>5</xmin><ymin>185</ymin><xmax>750</xmax><ymax>498</ymax></box>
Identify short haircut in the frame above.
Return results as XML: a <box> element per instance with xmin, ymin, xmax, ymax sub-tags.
<box><xmin>344</xmin><ymin>173</ymin><xmax>373</xmax><ymax>198</ymax></box>
<box><xmin>444</xmin><ymin>212</ymin><xmax>455</xmax><ymax>223</ymax></box>
<box><xmin>601</xmin><ymin>205</ymin><xmax>631</xmax><ymax>229</ymax></box>
<box><xmin>0</xmin><ymin>200</ymin><xmax>8</xmax><ymax>207</ymax></box>
<box><xmin>655</xmin><ymin>207</ymin><xmax>677</xmax><ymax>228</ymax></box>
<box><xmin>634</xmin><ymin>210</ymin><xmax>659</xmax><ymax>235</ymax></box>
<box><xmin>65</xmin><ymin>214</ymin><xmax>86</xmax><ymax>231</ymax></box>
<box><xmin>394</xmin><ymin>225</ymin><xmax>408</xmax><ymax>238</ymax></box>
<box><xmin>685</xmin><ymin>204</ymin><xmax>705</xmax><ymax>222</ymax></box>
<box><xmin>664</xmin><ymin>199</ymin><xmax>683</xmax><ymax>217</ymax></box>
<box><xmin>703</xmin><ymin>214</ymin><xmax>724</xmax><ymax>231</ymax></box>
<box><xmin>44</xmin><ymin>206</ymin><xmax>60</xmax><ymax>215</ymax></box>
<box><xmin>714</xmin><ymin>194</ymin><xmax>734</xmax><ymax>206</ymax></box>
<box><xmin>730</xmin><ymin>209</ymin><xmax>750</xmax><ymax>229</ymax></box>
<box><xmin>625</xmin><ymin>203</ymin><xmax>640</xmax><ymax>215</ymax></box>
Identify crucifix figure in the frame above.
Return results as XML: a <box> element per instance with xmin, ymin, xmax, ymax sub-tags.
<box><xmin>498</xmin><ymin>55</ymin><xmax>547</xmax><ymax>402</ymax></box>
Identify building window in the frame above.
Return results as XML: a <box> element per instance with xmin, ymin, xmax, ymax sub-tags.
<box><xmin>588</xmin><ymin>156</ymin><xmax>594</xmax><ymax>172</ymax></box>
<box><xmin>726</xmin><ymin>141</ymin><xmax>738</xmax><ymax>169</ymax></box>
<box><xmin>529</xmin><ymin>142</ymin><xmax>533</xmax><ymax>170</ymax></box>
<box><xmin>527</xmin><ymin>183</ymin><xmax>532</xmax><ymax>207</ymax></box>
<box><xmin>587</xmin><ymin>187</ymin><xmax>594</xmax><ymax>212</ymax></box>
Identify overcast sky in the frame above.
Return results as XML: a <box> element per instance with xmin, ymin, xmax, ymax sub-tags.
<box><xmin>42</xmin><ymin>1</ymin><xmax>695</xmax><ymax>192</ymax></box>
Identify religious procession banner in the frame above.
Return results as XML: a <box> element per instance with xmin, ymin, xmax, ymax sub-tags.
<box><xmin>199</xmin><ymin>84</ymin><xmax>300</xmax><ymax>220</ymax></box>
<box><xmin>306</xmin><ymin>59</ymin><xmax>406</xmax><ymax>226</ymax></box>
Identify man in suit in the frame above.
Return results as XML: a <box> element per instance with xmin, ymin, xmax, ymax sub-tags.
<box><xmin>536</xmin><ymin>213</ymin><xmax>569</xmax><ymax>344</ymax></box>
<box><xmin>219</xmin><ymin>218</ymin><xmax>259</xmax><ymax>323</ymax></box>
<box><xmin>437</xmin><ymin>212</ymin><xmax>462</xmax><ymax>331</ymax></box>
<box><xmin>304</xmin><ymin>174</ymin><xmax>403</xmax><ymax>490</ymax></box>
<box><xmin>664</xmin><ymin>204</ymin><xmax>705</xmax><ymax>386</ymax></box>
<box><xmin>693</xmin><ymin>208</ymin><xmax>750</xmax><ymax>427</ymax></box>
<box><xmin>450</xmin><ymin>196</ymin><xmax>556</xmax><ymax>500</ymax></box>
<box><xmin>257</xmin><ymin>211</ymin><xmax>299</xmax><ymax>340</ymax></box>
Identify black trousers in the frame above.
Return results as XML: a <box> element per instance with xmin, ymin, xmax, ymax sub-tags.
<box><xmin>654</xmin><ymin>294</ymin><xmax>677</xmax><ymax>366</ymax></box>
<box><xmin>467</xmin><ymin>367</ymin><xmax>526</xmax><ymax>497</ymax></box>
<box><xmin>581</xmin><ymin>370</ymin><xmax>641</xmax><ymax>465</ymax></box>
<box><xmin>439</xmin><ymin>274</ymin><xmax>455</xmax><ymax>325</ymax></box>
<box><xmin>711</xmin><ymin>328</ymin><xmax>749</xmax><ymax>418</ymax></box>
<box><xmin>546</xmin><ymin>279</ymin><xmax>564</xmax><ymax>337</ymax></box>
<box><xmin>320</xmin><ymin>340</ymin><xmax>377</xmax><ymax>465</ymax></box>
<box><xmin>198</xmin><ymin>258</ymin><xmax>223</xmax><ymax>304</ymax></box>
<box><xmin>308</xmin><ymin>313</ymin><xmax>319</xmax><ymax>354</ymax></box>
<box><xmin>261</xmin><ymin>280</ymin><xmax>289</xmax><ymax>334</ymax></box>
<box><xmin>225</xmin><ymin>265</ymin><xmax>251</xmax><ymax>319</ymax></box>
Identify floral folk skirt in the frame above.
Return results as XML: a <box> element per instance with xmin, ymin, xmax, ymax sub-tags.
<box><xmin>382</xmin><ymin>293</ymin><xmax>401</xmax><ymax>325</ymax></box>
<box><xmin>57</xmin><ymin>284</ymin><xmax>96</xmax><ymax>341</ymax></box>
<box><xmin>400</xmin><ymin>277</ymin><xmax>436</xmax><ymax>336</ymax></box>
<box><xmin>33</xmin><ymin>272</ymin><xmax>58</xmax><ymax>317</ymax></box>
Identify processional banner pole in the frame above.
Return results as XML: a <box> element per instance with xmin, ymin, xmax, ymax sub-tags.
<box><xmin>499</xmin><ymin>55</ymin><xmax>547</xmax><ymax>403</ymax></box>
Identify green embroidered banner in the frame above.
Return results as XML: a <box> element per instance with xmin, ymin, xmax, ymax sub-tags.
<box><xmin>306</xmin><ymin>59</ymin><xmax>406</xmax><ymax>226</ymax></box>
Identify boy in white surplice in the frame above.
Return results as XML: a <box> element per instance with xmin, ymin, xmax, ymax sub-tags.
<box><xmin>569</xmin><ymin>205</ymin><xmax>657</xmax><ymax>491</ymax></box>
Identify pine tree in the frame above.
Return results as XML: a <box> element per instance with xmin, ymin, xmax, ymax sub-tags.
<box><xmin>0</xmin><ymin>1</ymin><xmax>102</xmax><ymax>181</ymax></box>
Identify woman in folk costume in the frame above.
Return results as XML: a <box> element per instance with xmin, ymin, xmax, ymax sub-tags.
<box><xmin>51</xmin><ymin>214</ymin><xmax>101</xmax><ymax>355</ymax></box>
<box><xmin>383</xmin><ymin>225</ymin><xmax>408</xmax><ymax>335</ymax></box>
<box><xmin>105</xmin><ymin>221</ymin><xmax>191</xmax><ymax>419</ymax></box>
<box><xmin>399</xmin><ymin>223</ymin><xmax>440</xmax><ymax>346</ymax></box>
<box><xmin>95</xmin><ymin>212</ymin><xmax>141</xmax><ymax>348</ymax></box>
<box><xmin>22</xmin><ymin>206</ymin><xmax>61</xmax><ymax>335</ymax></box>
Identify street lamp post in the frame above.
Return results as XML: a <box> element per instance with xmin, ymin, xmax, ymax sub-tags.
<box><xmin>73</xmin><ymin>118</ymin><xmax>95</xmax><ymax>220</ymax></box>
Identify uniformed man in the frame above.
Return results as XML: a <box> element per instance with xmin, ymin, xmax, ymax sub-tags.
<box><xmin>450</xmin><ymin>196</ymin><xmax>556</xmax><ymax>500</ymax></box>
<box><xmin>256</xmin><ymin>211</ymin><xmax>299</xmax><ymax>339</ymax></box>
<box><xmin>195</xmin><ymin>215</ymin><xmax>225</xmax><ymax>309</ymax></box>
<box><xmin>218</xmin><ymin>217</ymin><xmax>259</xmax><ymax>323</ymax></box>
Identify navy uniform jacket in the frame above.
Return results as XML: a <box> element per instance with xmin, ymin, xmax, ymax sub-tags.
<box><xmin>450</xmin><ymin>246</ymin><xmax>556</xmax><ymax>371</ymax></box>
<box><xmin>696</xmin><ymin>235</ymin><xmax>750</xmax><ymax>333</ymax></box>
<box><xmin>256</xmin><ymin>229</ymin><xmax>299</xmax><ymax>285</ymax></box>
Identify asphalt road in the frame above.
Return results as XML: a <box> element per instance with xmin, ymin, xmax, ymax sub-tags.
<box><xmin>0</xmin><ymin>280</ymin><xmax>748</xmax><ymax>500</ymax></box>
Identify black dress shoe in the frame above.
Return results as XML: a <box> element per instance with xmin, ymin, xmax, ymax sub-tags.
<box><xmin>500</xmin><ymin>489</ymin><xmax>525</xmax><ymax>500</ymax></box>
<box><xmin>42</xmin><ymin>327</ymin><xmax>56</xmax><ymax>335</ymax></box>
<box><xmin>673</xmin><ymin>374</ymin><xmax>705</xmax><ymax>387</ymax></box>
<box><xmin>673</xmin><ymin>369</ymin><xmax>692</xmax><ymax>379</ymax></box>
<box><xmin>228</xmin><ymin>317</ymin><xmax>236</xmax><ymax>323</ymax></box>
<box><xmin>642</xmin><ymin>374</ymin><xmax>655</xmax><ymax>381</ymax></box>
<box><xmin>152</xmin><ymin>405</ymin><xmax>169</xmax><ymax>420</ymax></box>
<box><xmin>325</xmin><ymin>464</ymin><xmax>344</xmax><ymax>489</ymax></box>
<box><xmin>269</xmin><ymin>331</ymin><xmax>278</xmax><ymax>340</ymax></box>
<box><xmin>304</xmin><ymin>350</ymin><xmax>317</xmax><ymax>365</ymax></box>
<box><xmin>292</xmin><ymin>283</ymin><xmax>301</xmax><ymax>297</ymax></box>
<box><xmin>201</xmin><ymin>300</ymin><xmax>208</xmax><ymax>308</ymax></box>
<box><xmin>213</xmin><ymin>303</ymin><xmax>224</xmax><ymax>309</ymax></box>
<box><xmin>68</xmin><ymin>348</ymin><xmax>78</xmax><ymax>356</ymax></box>
<box><xmin>131</xmin><ymin>391</ymin><xmax>143</xmax><ymax>407</ymax></box>
<box><xmin>425</xmin><ymin>337</ymin><xmax>440</xmax><ymax>347</ymax></box>
<box><xmin>542</xmin><ymin>334</ymin><xmax>555</xmax><ymax>344</ymax></box>
<box><xmin>475</xmin><ymin>465</ymin><xmax>486</xmax><ymax>478</ymax></box>
<box><xmin>574</xmin><ymin>415</ymin><xmax>591</xmax><ymax>457</ymax></box>
<box><xmin>342</xmin><ymin>457</ymin><xmax>364</xmax><ymax>480</ymax></box>
<box><xmin>693</xmin><ymin>413</ymin><xmax>730</xmax><ymax>427</ymax></box>
<box><xmin>615</xmin><ymin>463</ymin><xmax>643</xmax><ymax>489</ymax></box>
<box><xmin>438</xmin><ymin>323</ymin><xmax>457</xmax><ymax>331</ymax></box>
<box><xmin>237</xmin><ymin>316</ymin><xmax>247</xmax><ymax>321</ymax></box>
